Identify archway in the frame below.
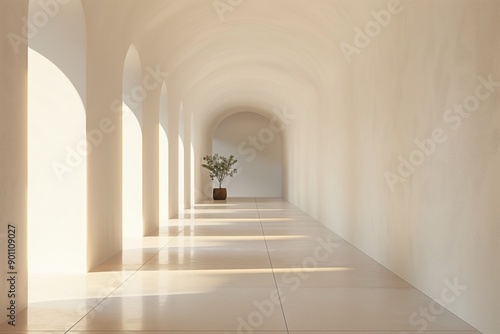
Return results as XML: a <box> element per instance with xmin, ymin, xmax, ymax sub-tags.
<box><xmin>213</xmin><ymin>111</ymin><xmax>283</xmax><ymax>197</ymax></box>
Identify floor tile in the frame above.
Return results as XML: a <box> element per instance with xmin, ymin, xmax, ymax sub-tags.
<box><xmin>0</xmin><ymin>299</ymin><xmax>98</xmax><ymax>332</ymax></box>
<box><xmin>146</xmin><ymin>240</ymin><xmax>271</xmax><ymax>266</ymax></box>
<box><xmin>179</xmin><ymin>222</ymin><xmax>265</xmax><ymax>237</ymax></box>
<box><xmin>71</xmin><ymin>288</ymin><xmax>287</xmax><ymax>331</ymax></box>
<box><xmin>274</xmin><ymin>264</ymin><xmax>411</xmax><ymax>289</ymax></box>
<box><xmin>116</xmin><ymin>266</ymin><xmax>277</xmax><ymax>294</ymax></box>
<box><xmin>267</xmin><ymin>239</ymin><xmax>380</xmax><ymax>267</ymax></box>
<box><xmin>281</xmin><ymin>287</ymin><xmax>477</xmax><ymax>331</ymax></box>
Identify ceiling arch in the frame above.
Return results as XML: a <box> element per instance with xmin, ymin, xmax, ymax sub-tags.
<box><xmin>79</xmin><ymin>0</ymin><xmax>375</xmax><ymax>140</ymax></box>
<box><xmin>110</xmin><ymin>0</ymin><xmax>361</xmax><ymax>122</ymax></box>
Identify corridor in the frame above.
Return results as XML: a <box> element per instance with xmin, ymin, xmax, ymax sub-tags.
<box><xmin>2</xmin><ymin>199</ymin><xmax>479</xmax><ymax>333</ymax></box>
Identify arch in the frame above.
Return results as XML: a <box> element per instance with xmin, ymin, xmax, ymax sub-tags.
<box><xmin>122</xmin><ymin>44</ymin><xmax>143</xmax><ymax>238</ymax></box>
<box><xmin>27</xmin><ymin>0</ymin><xmax>87</xmax><ymax>275</ymax></box>
<box><xmin>212</xmin><ymin>111</ymin><xmax>283</xmax><ymax>198</ymax></box>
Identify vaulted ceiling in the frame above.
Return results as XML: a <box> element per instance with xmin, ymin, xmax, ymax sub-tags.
<box><xmin>81</xmin><ymin>0</ymin><xmax>365</xmax><ymax>122</ymax></box>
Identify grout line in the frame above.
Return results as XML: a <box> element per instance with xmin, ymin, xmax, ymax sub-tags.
<box><xmin>254</xmin><ymin>198</ymin><xmax>290</xmax><ymax>334</ymax></box>
<box><xmin>65</xmin><ymin>222</ymin><xmax>188</xmax><ymax>333</ymax></box>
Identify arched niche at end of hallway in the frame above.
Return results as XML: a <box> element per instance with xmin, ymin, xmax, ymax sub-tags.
<box><xmin>212</xmin><ymin>111</ymin><xmax>283</xmax><ymax>198</ymax></box>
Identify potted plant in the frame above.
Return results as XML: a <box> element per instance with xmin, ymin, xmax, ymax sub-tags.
<box><xmin>202</xmin><ymin>153</ymin><xmax>238</xmax><ymax>200</ymax></box>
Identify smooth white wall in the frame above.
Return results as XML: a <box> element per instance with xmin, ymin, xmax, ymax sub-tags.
<box><xmin>283</xmin><ymin>2</ymin><xmax>500</xmax><ymax>333</ymax></box>
<box><xmin>84</xmin><ymin>2</ymin><xmax>133</xmax><ymax>270</ymax></box>
<box><xmin>141</xmin><ymin>64</ymin><xmax>161</xmax><ymax>235</ymax></box>
<box><xmin>213</xmin><ymin>112</ymin><xmax>282</xmax><ymax>197</ymax></box>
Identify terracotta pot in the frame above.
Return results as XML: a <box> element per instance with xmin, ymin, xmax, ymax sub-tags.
<box><xmin>213</xmin><ymin>188</ymin><xmax>227</xmax><ymax>200</ymax></box>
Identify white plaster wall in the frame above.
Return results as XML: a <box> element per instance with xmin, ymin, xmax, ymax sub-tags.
<box><xmin>183</xmin><ymin>106</ymin><xmax>193</xmax><ymax>209</ymax></box>
<box><xmin>166</xmin><ymin>88</ymin><xmax>181</xmax><ymax>219</ymax></box>
<box><xmin>213</xmin><ymin>112</ymin><xmax>282</xmax><ymax>198</ymax></box>
<box><xmin>283</xmin><ymin>2</ymin><xmax>500</xmax><ymax>333</ymax></box>
<box><xmin>85</xmin><ymin>47</ymin><xmax>124</xmax><ymax>270</ymax></box>
<box><xmin>142</xmin><ymin>70</ymin><xmax>160</xmax><ymax>233</ymax></box>
<box><xmin>83</xmin><ymin>1</ymin><xmax>137</xmax><ymax>269</ymax></box>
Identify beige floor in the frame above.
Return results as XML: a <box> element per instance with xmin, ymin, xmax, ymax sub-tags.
<box><xmin>2</xmin><ymin>198</ymin><xmax>480</xmax><ymax>333</ymax></box>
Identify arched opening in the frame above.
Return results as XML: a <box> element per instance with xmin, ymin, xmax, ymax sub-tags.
<box><xmin>159</xmin><ymin>83</ymin><xmax>169</xmax><ymax>223</ymax></box>
<box><xmin>27</xmin><ymin>0</ymin><xmax>87</xmax><ymax>278</ymax></box>
<box><xmin>28</xmin><ymin>49</ymin><xmax>87</xmax><ymax>274</ymax></box>
<box><xmin>213</xmin><ymin>111</ymin><xmax>283</xmax><ymax>197</ymax></box>
<box><xmin>122</xmin><ymin>45</ymin><xmax>143</xmax><ymax>238</ymax></box>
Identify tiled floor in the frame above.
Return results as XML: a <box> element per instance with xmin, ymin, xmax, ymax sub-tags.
<box><xmin>1</xmin><ymin>198</ymin><xmax>480</xmax><ymax>333</ymax></box>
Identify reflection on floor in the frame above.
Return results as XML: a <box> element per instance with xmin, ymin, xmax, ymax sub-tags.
<box><xmin>2</xmin><ymin>198</ymin><xmax>479</xmax><ymax>333</ymax></box>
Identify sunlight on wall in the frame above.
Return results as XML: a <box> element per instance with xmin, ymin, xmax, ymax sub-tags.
<box><xmin>122</xmin><ymin>104</ymin><xmax>143</xmax><ymax>237</ymax></box>
<box><xmin>159</xmin><ymin>84</ymin><xmax>169</xmax><ymax>222</ymax></box>
<box><xmin>122</xmin><ymin>45</ymin><xmax>143</xmax><ymax>238</ymax></box>
<box><xmin>28</xmin><ymin>48</ymin><xmax>86</xmax><ymax>274</ymax></box>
